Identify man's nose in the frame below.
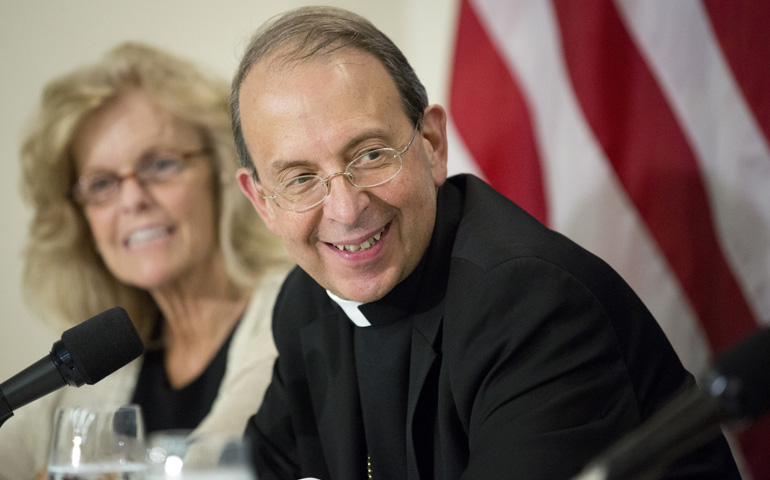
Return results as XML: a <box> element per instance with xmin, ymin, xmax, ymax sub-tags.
<box><xmin>322</xmin><ymin>172</ymin><xmax>369</xmax><ymax>223</ymax></box>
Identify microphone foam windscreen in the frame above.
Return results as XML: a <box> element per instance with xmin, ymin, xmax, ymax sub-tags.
<box><xmin>60</xmin><ymin>307</ymin><xmax>145</xmax><ymax>385</ymax></box>
<box><xmin>712</xmin><ymin>328</ymin><xmax>770</xmax><ymax>420</ymax></box>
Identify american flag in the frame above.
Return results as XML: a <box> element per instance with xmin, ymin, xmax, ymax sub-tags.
<box><xmin>447</xmin><ymin>0</ymin><xmax>770</xmax><ymax>478</ymax></box>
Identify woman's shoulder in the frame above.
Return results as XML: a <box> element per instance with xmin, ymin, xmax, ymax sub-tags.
<box><xmin>240</xmin><ymin>265</ymin><xmax>295</xmax><ymax>328</ymax></box>
<box><xmin>257</xmin><ymin>264</ymin><xmax>295</xmax><ymax>295</ymax></box>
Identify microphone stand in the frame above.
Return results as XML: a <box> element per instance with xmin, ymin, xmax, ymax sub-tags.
<box><xmin>573</xmin><ymin>386</ymin><xmax>723</xmax><ymax>480</ymax></box>
<box><xmin>0</xmin><ymin>391</ymin><xmax>13</xmax><ymax>428</ymax></box>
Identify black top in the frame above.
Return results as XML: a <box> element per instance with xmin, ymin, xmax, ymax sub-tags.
<box><xmin>131</xmin><ymin>325</ymin><xmax>236</xmax><ymax>434</ymax></box>
<box><xmin>246</xmin><ymin>174</ymin><xmax>740</xmax><ymax>480</ymax></box>
<box><xmin>352</xmin><ymin>254</ymin><xmax>429</xmax><ymax>480</ymax></box>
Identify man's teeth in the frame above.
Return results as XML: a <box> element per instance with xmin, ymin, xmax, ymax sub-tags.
<box><xmin>127</xmin><ymin>226</ymin><xmax>170</xmax><ymax>247</ymax></box>
<box><xmin>334</xmin><ymin>229</ymin><xmax>384</xmax><ymax>253</ymax></box>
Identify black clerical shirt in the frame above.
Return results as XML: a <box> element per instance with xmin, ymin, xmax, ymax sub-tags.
<box><xmin>341</xmin><ymin>252</ymin><xmax>430</xmax><ymax>480</ymax></box>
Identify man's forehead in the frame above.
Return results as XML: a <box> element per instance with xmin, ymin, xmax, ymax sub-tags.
<box><xmin>238</xmin><ymin>46</ymin><xmax>407</xmax><ymax>175</ymax></box>
<box><xmin>240</xmin><ymin>48</ymin><xmax>399</xmax><ymax>128</ymax></box>
<box><xmin>246</xmin><ymin>46</ymin><xmax>382</xmax><ymax>83</ymax></box>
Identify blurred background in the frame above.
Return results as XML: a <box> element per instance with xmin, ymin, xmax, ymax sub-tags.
<box><xmin>1</xmin><ymin>0</ymin><xmax>768</xmax><ymax>478</ymax></box>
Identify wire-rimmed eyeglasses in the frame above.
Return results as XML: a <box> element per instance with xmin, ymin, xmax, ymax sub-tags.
<box><xmin>71</xmin><ymin>148</ymin><xmax>211</xmax><ymax>206</ymax></box>
<box><xmin>257</xmin><ymin>124</ymin><xmax>419</xmax><ymax>212</ymax></box>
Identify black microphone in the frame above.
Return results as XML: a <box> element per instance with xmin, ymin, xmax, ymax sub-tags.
<box><xmin>573</xmin><ymin>327</ymin><xmax>770</xmax><ymax>480</ymax></box>
<box><xmin>0</xmin><ymin>307</ymin><xmax>144</xmax><ymax>426</ymax></box>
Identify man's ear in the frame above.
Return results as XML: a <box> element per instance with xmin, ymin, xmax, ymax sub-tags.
<box><xmin>421</xmin><ymin>104</ymin><xmax>448</xmax><ymax>187</ymax></box>
<box><xmin>236</xmin><ymin>167</ymin><xmax>279</xmax><ymax>235</ymax></box>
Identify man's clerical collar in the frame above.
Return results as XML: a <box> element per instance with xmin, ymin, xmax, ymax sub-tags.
<box><xmin>327</xmin><ymin>246</ymin><xmax>429</xmax><ymax>328</ymax></box>
<box><xmin>326</xmin><ymin>290</ymin><xmax>370</xmax><ymax>327</ymax></box>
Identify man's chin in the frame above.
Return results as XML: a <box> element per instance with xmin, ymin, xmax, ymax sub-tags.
<box><xmin>328</xmin><ymin>280</ymin><xmax>394</xmax><ymax>304</ymax></box>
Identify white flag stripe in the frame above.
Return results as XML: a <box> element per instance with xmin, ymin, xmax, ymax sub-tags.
<box><xmin>617</xmin><ymin>0</ymin><xmax>770</xmax><ymax>326</ymax></box>
<box><xmin>446</xmin><ymin>118</ymin><xmax>485</xmax><ymax>180</ymax></box>
<box><xmin>471</xmin><ymin>0</ymin><xmax>615</xmax><ymax>234</ymax></box>
<box><xmin>466</xmin><ymin>0</ymin><xmax>712</xmax><ymax>371</ymax></box>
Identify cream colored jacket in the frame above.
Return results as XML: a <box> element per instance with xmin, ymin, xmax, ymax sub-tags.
<box><xmin>0</xmin><ymin>268</ymin><xmax>287</xmax><ymax>480</ymax></box>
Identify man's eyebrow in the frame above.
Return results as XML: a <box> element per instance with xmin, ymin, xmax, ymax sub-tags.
<box><xmin>266</xmin><ymin>159</ymin><xmax>316</xmax><ymax>178</ymax></box>
<box><xmin>263</xmin><ymin>128</ymin><xmax>395</xmax><ymax>179</ymax></box>
<box><xmin>341</xmin><ymin>128</ymin><xmax>392</xmax><ymax>152</ymax></box>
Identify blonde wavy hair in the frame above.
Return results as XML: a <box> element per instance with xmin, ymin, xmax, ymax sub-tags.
<box><xmin>20</xmin><ymin>42</ymin><xmax>289</xmax><ymax>339</ymax></box>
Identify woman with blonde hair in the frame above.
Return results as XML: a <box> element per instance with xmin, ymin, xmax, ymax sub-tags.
<box><xmin>0</xmin><ymin>42</ymin><xmax>291</xmax><ymax>479</ymax></box>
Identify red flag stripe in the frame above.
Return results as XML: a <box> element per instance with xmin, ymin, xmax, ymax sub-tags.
<box><xmin>465</xmin><ymin>3</ymin><xmax>713</xmax><ymax>374</ymax></box>
<box><xmin>703</xmin><ymin>0</ymin><xmax>770</xmax><ymax>148</ymax></box>
<box><xmin>739</xmin><ymin>415</ymin><xmax>770</xmax><ymax>480</ymax></box>
<box><xmin>614</xmin><ymin>0</ymin><xmax>770</xmax><ymax>333</ymax></box>
<box><xmin>551</xmin><ymin>1</ymin><xmax>765</xmax><ymax>475</ymax></box>
<box><xmin>551</xmin><ymin>0</ymin><xmax>757</xmax><ymax>352</ymax></box>
<box><xmin>449</xmin><ymin>0</ymin><xmax>548</xmax><ymax>224</ymax></box>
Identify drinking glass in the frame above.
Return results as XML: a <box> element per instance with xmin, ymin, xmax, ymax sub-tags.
<box><xmin>47</xmin><ymin>404</ymin><xmax>146</xmax><ymax>480</ymax></box>
<box><xmin>145</xmin><ymin>430</ymin><xmax>256</xmax><ymax>479</ymax></box>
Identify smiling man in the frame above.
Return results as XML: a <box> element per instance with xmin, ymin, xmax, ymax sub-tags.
<box><xmin>231</xmin><ymin>6</ymin><xmax>739</xmax><ymax>480</ymax></box>
<box><xmin>236</xmin><ymin>46</ymin><xmax>443</xmax><ymax>304</ymax></box>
